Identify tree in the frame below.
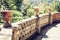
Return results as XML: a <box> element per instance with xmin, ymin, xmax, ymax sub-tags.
<box><xmin>0</xmin><ymin>0</ymin><xmax>23</xmax><ymax>10</ymax></box>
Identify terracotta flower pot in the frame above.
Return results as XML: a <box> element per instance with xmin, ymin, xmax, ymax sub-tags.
<box><xmin>34</xmin><ymin>6</ymin><xmax>39</xmax><ymax>17</ymax></box>
<box><xmin>48</xmin><ymin>8</ymin><xmax>51</xmax><ymax>13</ymax></box>
<box><xmin>1</xmin><ymin>10</ymin><xmax>13</xmax><ymax>28</ymax></box>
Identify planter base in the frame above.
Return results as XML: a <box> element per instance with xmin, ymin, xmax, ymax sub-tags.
<box><xmin>4</xmin><ymin>23</ymin><xmax>12</xmax><ymax>28</ymax></box>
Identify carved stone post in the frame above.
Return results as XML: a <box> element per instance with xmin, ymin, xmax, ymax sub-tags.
<box><xmin>1</xmin><ymin>10</ymin><xmax>13</xmax><ymax>28</ymax></box>
<box><xmin>34</xmin><ymin>6</ymin><xmax>40</xmax><ymax>34</ymax></box>
<box><xmin>48</xmin><ymin>8</ymin><xmax>52</xmax><ymax>24</ymax></box>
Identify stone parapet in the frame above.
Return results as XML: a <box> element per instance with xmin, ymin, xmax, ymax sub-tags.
<box><xmin>0</xmin><ymin>12</ymin><xmax>60</xmax><ymax>40</ymax></box>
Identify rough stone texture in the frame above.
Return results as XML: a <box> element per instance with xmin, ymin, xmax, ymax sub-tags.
<box><xmin>12</xmin><ymin>17</ymin><xmax>37</xmax><ymax>40</ymax></box>
<box><xmin>39</xmin><ymin>15</ymin><xmax>49</xmax><ymax>27</ymax></box>
<box><xmin>52</xmin><ymin>12</ymin><xmax>60</xmax><ymax>22</ymax></box>
<box><xmin>36</xmin><ymin>14</ymin><xmax>49</xmax><ymax>34</ymax></box>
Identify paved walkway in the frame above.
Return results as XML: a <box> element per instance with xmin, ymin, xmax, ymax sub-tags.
<box><xmin>33</xmin><ymin>22</ymin><xmax>60</xmax><ymax>40</ymax></box>
<box><xmin>0</xmin><ymin>28</ymin><xmax>12</xmax><ymax>40</ymax></box>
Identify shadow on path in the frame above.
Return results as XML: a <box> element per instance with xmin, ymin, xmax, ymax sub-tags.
<box><xmin>33</xmin><ymin>22</ymin><xmax>60</xmax><ymax>40</ymax></box>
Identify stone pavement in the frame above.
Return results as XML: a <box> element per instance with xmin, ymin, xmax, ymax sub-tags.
<box><xmin>0</xmin><ymin>28</ymin><xmax>12</xmax><ymax>40</ymax></box>
<box><xmin>33</xmin><ymin>22</ymin><xmax>60</xmax><ymax>40</ymax></box>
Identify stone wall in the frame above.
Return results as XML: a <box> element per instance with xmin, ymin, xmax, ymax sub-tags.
<box><xmin>52</xmin><ymin>12</ymin><xmax>60</xmax><ymax>22</ymax></box>
<box><xmin>0</xmin><ymin>12</ymin><xmax>60</xmax><ymax>40</ymax></box>
<box><xmin>12</xmin><ymin>17</ymin><xmax>37</xmax><ymax>40</ymax></box>
<box><xmin>12</xmin><ymin>12</ymin><xmax>60</xmax><ymax>40</ymax></box>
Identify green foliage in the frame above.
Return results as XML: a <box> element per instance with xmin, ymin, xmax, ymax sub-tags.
<box><xmin>27</xmin><ymin>8</ymin><xmax>34</xmax><ymax>17</ymax></box>
<box><xmin>12</xmin><ymin>10</ymin><xmax>23</xmax><ymax>23</ymax></box>
<box><xmin>15</xmin><ymin>0</ymin><xmax>23</xmax><ymax>10</ymax></box>
<box><xmin>55</xmin><ymin>2</ymin><xmax>60</xmax><ymax>12</ymax></box>
<box><xmin>49</xmin><ymin>1</ymin><xmax>57</xmax><ymax>12</ymax></box>
<box><xmin>0</xmin><ymin>0</ymin><xmax>60</xmax><ymax>25</ymax></box>
<box><xmin>39</xmin><ymin>0</ymin><xmax>60</xmax><ymax>14</ymax></box>
<box><xmin>21</xmin><ymin>2</ymin><xmax>34</xmax><ymax>17</ymax></box>
<box><xmin>39</xmin><ymin>1</ymin><xmax>48</xmax><ymax>14</ymax></box>
<box><xmin>0</xmin><ymin>0</ymin><xmax>23</xmax><ymax>10</ymax></box>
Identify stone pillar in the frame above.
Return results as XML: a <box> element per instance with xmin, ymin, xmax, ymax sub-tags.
<box><xmin>48</xmin><ymin>8</ymin><xmax>52</xmax><ymax>24</ymax></box>
<box><xmin>34</xmin><ymin>6</ymin><xmax>40</xmax><ymax>34</ymax></box>
<box><xmin>1</xmin><ymin>10</ymin><xmax>13</xmax><ymax>28</ymax></box>
<box><xmin>12</xmin><ymin>27</ymin><xmax>20</xmax><ymax>40</ymax></box>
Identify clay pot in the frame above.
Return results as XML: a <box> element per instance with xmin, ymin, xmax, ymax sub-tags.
<box><xmin>1</xmin><ymin>10</ymin><xmax>13</xmax><ymax>28</ymax></box>
<box><xmin>48</xmin><ymin>8</ymin><xmax>51</xmax><ymax>13</ymax></box>
<box><xmin>34</xmin><ymin>6</ymin><xmax>39</xmax><ymax>17</ymax></box>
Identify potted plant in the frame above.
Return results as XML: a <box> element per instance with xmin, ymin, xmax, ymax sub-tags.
<box><xmin>1</xmin><ymin>10</ymin><xmax>13</xmax><ymax>28</ymax></box>
<box><xmin>33</xmin><ymin>6</ymin><xmax>39</xmax><ymax>17</ymax></box>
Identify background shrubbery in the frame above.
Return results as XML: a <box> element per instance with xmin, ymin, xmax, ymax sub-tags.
<box><xmin>0</xmin><ymin>0</ymin><xmax>60</xmax><ymax>25</ymax></box>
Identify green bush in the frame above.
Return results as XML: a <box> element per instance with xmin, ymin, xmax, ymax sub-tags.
<box><xmin>11</xmin><ymin>10</ymin><xmax>23</xmax><ymax>23</ymax></box>
<box><xmin>0</xmin><ymin>0</ymin><xmax>60</xmax><ymax>25</ymax></box>
<box><xmin>55</xmin><ymin>2</ymin><xmax>60</xmax><ymax>12</ymax></box>
<box><xmin>27</xmin><ymin>8</ymin><xmax>34</xmax><ymax>17</ymax></box>
<box><xmin>39</xmin><ymin>2</ymin><xmax>48</xmax><ymax>14</ymax></box>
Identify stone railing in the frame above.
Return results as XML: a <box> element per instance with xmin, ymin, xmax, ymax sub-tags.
<box><xmin>0</xmin><ymin>12</ymin><xmax>60</xmax><ymax>40</ymax></box>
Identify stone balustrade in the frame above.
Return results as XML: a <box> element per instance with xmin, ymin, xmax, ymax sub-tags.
<box><xmin>0</xmin><ymin>12</ymin><xmax>60</xmax><ymax>40</ymax></box>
